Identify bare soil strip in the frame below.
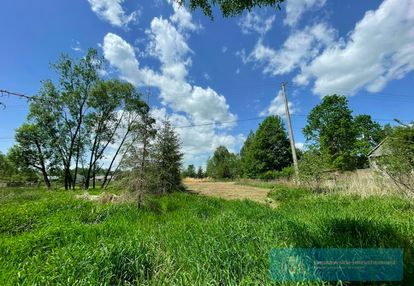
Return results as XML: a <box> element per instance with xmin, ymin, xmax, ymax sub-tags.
<box><xmin>184</xmin><ymin>180</ymin><xmax>276</xmax><ymax>207</ymax></box>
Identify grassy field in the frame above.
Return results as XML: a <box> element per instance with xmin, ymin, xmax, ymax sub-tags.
<box><xmin>1</xmin><ymin>186</ymin><xmax>414</xmax><ymax>285</ymax></box>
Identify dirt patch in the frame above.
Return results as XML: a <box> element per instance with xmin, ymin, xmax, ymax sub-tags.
<box><xmin>184</xmin><ymin>180</ymin><xmax>277</xmax><ymax>207</ymax></box>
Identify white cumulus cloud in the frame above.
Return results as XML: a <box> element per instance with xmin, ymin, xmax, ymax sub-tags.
<box><xmin>239</xmin><ymin>11</ymin><xmax>276</xmax><ymax>35</ymax></box>
<box><xmin>102</xmin><ymin>4</ymin><xmax>241</xmax><ymax>166</ymax></box>
<box><xmin>259</xmin><ymin>91</ymin><xmax>296</xmax><ymax>117</ymax></box>
<box><xmin>247</xmin><ymin>23</ymin><xmax>335</xmax><ymax>76</ymax></box>
<box><xmin>297</xmin><ymin>0</ymin><xmax>414</xmax><ymax>96</ymax></box>
<box><xmin>88</xmin><ymin>0</ymin><xmax>138</xmax><ymax>28</ymax></box>
<box><xmin>284</xmin><ymin>0</ymin><xmax>326</xmax><ymax>27</ymax></box>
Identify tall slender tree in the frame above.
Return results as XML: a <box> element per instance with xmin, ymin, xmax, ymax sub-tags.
<box><xmin>153</xmin><ymin>119</ymin><xmax>183</xmax><ymax>194</ymax></box>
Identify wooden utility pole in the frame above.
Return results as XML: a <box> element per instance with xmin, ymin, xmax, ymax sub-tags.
<box><xmin>281</xmin><ymin>82</ymin><xmax>299</xmax><ymax>176</ymax></box>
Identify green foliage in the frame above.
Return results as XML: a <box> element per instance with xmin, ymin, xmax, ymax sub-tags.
<box><xmin>175</xmin><ymin>0</ymin><xmax>285</xmax><ymax>19</ymax></box>
<box><xmin>258</xmin><ymin>166</ymin><xmax>294</xmax><ymax>181</ymax></box>
<box><xmin>240</xmin><ymin>116</ymin><xmax>292</xmax><ymax>178</ymax></box>
<box><xmin>183</xmin><ymin>164</ymin><xmax>196</xmax><ymax>178</ymax></box>
<box><xmin>14</xmin><ymin>123</ymin><xmax>57</xmax><ymax>188</ymax></box>
<box><xmin>377</xmin><ymin>123</ymin><xmax>414</xmax><ymax>195</ymax></box>
<box><xmin>0</xmin><ymin>152</ymin><xmax>14</xmax><ymax>181</ymax></box>
<box><xmin>196</xmin><ymin>166</ymin><xmax>205</xmax><ymax>178</ymax></box>
<box><xmin>303</xmin><ymin>95</ymin><xmax>385</xmax><ymax>171</ymax></box>
<box><xmin>206</xmin><ymin>146</ymin><xmax>239</xmax><ymax>179</ymax></box>
<box><xmin>353</xmin><ymin>114</ymin><xmax>385</xmax><ymax>168</ymax></box>
<box><xmin>268</xmin><ymin>185</ymin><xmax>310</xmax><ymax>202</ymax></box>
<box><xmin>15</xmin><ymin>49</ymin><xmax>148</xmax><ymax>190</ymax></box>
<box><xmin>303</xmin><ymin>95</ymin><xmax>356</xmax><ymax>171</ymax></box>
<box><xmin>0</xmin><ymin>147</ymin><xmax>38</xmax><ymax>182</ymax></box>
<box><xmin>1</xmin><ymin>187</ymin><xmax>413</xmax><ymax>284</ymax></box>
<box><xmin>152</xmin><ymin>120</ymin><xmax>183</xmax><ymax>194</ymax></box>
<box><xmin>298</xmin><ymin>149</ymin><xmax>333</xmax><ymax>191</ymax></box>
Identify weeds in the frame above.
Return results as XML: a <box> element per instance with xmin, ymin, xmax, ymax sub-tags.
<box><xmin>0</xmin><ymin>187</ymin><xmax>413</xmax><ymax>285</ymax></box>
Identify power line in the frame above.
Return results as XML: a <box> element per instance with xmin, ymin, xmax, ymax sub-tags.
<box><xmin>0</xmin><ymin>115</ymin><xmax>410</xmax><ymax>141</ymax></box>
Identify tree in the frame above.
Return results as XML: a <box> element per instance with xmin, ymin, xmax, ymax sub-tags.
<box><xmin>6</xmin><ymin>146</ymin><xmax>38</xmax><ymax>182</ymax></box>
<box><xmin>23</xmin><ymin>49</ymin><xmax>147</xmax><ymax>190</ymax></box>
<box><xmin>0</xmin><ymin>152</ymin><xmax>14</xmax><ymax>180</ymax></box>
<box><xmin>245</xmin><ymin>116</ymin><xmax>292</xmax><ymax>178</ymax></box>
<box><xmin>118</xmin><ymin>104</ymin><xmax>157</xmax><ymax>204</ymax></box>
<box><xmin>298</xmin><ymin>149</ymin><xmax>332</xmax><ymax>192</ymax></box>
<box><xmin>153</xmin><ymin>119</ymin><xmax>183</xmax><ymax>195</ymax></box>
<box><xmin>303</xmin><ymin>95</ymin><xmax>356</xmax><ymax>171</ymax></box>
<box><xmin>239</xmin><ymin>131</ymin><xmax>255</xmax><ymax>177</ymax></box>
<box><xmin>206</xmin><ymin>146</ymin><xmax>239</xmax><ymax>179</ymax></box>
<box><xmin>175</xmin><ymin>0</ymin><xmax>285</xmax><ymax>19</ymax></box>
<box><xmin>196</xmin><ymin>166</ymin><xmax>205</xmax><ymax>178</ymax></box>
<box><xmin>83</xmin><ymin>80</ymin><xmax>146</xmax><ymax>189</ymax></box>
<box><xmin>27</xmin><ymin>49</ymin><xmax>104</xmax><ymax>190</ymax></box>
<box><xmin>376</xmin><ymin>123</ymin><xmax>414</xmax><ymax>196</ymax></box>
<box><xmin>184</xmin><ymin>164</ymin><xmax>196</xmax><ymax>178</ymax></box>
<box><xmin>101</xmin><ymin>97</ymin><xmax>152</xmax><ymax>189</ymax></box>
<box><xmin>353</xmin><ymin>114</ymin><xmax>384</xmax><ymax>168</ymax></box>
<box><xmin>14</xmin><ymin>124</ymin><xmax>55</xmax><ymax>188</ymax></box>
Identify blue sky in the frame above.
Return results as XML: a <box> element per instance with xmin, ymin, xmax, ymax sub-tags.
<box><xmin>1</xmin><ymin>0</ymin><xmax>413</xmax><ymax>168</ymax></box>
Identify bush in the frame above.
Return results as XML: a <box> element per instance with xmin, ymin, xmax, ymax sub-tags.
<box><xmin>258</xmin><ymin>166</ymin><xmax>295</xmax><ymax>181</ymax></box>
<box><xmin>376</xmin><ymin>123</ymin><xmax>414</xmax><ymax>196</ymax></box>
<box><xmin>268</xmin><ymin>186</ymin><xmax>310</xmax><ymax>202</ymax></box>
<box><xmin>298</xmin><ymin>150</ymin><xmax>333</xmax><ymax>191</ymax></box>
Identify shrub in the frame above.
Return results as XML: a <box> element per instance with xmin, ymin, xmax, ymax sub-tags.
<box><xmin>268</xmin><ymin>186</ymin><xmax>310</xmax><ymax>202</ymax></box>
<box><xmin>376</xmin><ymin>123</ymin><xmax>414</xmax><ymax>196</ymax></box>
<box><xmin>258</xmin><ymin>166</ymin><xmax>295</xmax><ymax>181</ymax></box>
<box><xmin>298</xmin><ymin>150</ymin><xmax>333</xmax><ymax>191</ymax></box>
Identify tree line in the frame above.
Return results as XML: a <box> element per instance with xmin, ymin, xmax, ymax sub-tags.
<box><xmin>0</xmin><ymin>49</ymin><xmax>183</xmax><ymax>199</ymax></box>
<box><xmin>201</xmin><ymin>95</ymin><xmax>399</xmax><ymax>181</ymax></box>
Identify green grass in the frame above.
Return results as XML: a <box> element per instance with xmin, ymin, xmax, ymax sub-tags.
<box><xmin>1</xmin><ymin>187</ymin><xmax>413</xmax><ymax>285</ymax></box>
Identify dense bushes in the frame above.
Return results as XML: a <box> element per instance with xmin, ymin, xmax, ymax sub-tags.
<box><xmin>376</xmin><ymin>123</ymin><xmax>414</xmax><ymax>195</ymax></box>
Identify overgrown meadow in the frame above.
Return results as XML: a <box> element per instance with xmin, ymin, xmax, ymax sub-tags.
<box><xmin>1</xmin><ymin>187</ymin><xmax>413</xmax><ymax>285</ymax></box>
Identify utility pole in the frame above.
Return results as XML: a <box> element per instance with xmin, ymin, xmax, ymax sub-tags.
<box><xmin>281</xmin><ymin>82</ymin><xmax>299</xmax><ymax>176</ymax></box>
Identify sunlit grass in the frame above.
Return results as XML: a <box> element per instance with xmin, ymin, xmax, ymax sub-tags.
<box><xmin>1</xmin><ymin>187</ymin><xmax>413</xmax><ymax>285</ymax></box>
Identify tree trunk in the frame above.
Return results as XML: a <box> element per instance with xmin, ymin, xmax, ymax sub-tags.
<box><xmin>101</xmin><ymin>129</ymin><xmax>130</xmax><ymax>188</ymax></box>
<box><xmin>41</xmin><ymin>167</ymin><xmax>51</xmax><ymax>189</ymax></box>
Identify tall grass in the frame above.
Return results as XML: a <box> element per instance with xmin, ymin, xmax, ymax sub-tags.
<box><xmin>1</xmin><ymin>187</ymin><xmax>413</xmax><ymax>285</ymax></box>
<box><xmin>237</xmin><ymin>169</ymin><xmax>402</xmax><ymax>198</ymax></box>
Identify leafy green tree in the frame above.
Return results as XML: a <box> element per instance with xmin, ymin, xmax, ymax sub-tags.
<box><xmin>84</xmin><ymin>80</ymin><xmax>146</xmax><ymax>189</ymax></box>
<box><xmin>353</xmin><ymin>114</ymin><xmax>384</xmax><ymax>168</ymax></box>
<box><xmin>175</xmin><ymin>0</ymin><xmax>285</xmax><ymax>18</ymax></box>
<box><xmin>376</xmin><ymin>123</ymin><xmax>414</xmax><ymax>195</ymax></box>
<box><xmin>247</xmin><ymin>116</ymin><xmax>292</xmax><ymax>178</ymax></box>
<box><xmin>6</xmin><ymin>146</ymin><xmax>38</xmax><ymax>181</ymax></box>
<box><xmin>303</xmin><ymin>95</ymin><xmax>356</xmax><ymax>171</ymax></box>
<box><xmin>0</xmin><ymin>152</ymin><xmax>14</xmax><ymax>180</ymax></box>
<box><xmin>24</xmin><ymin>49</ymin><xmax>148</xmax><ymax>190</ymax></box>
<box><xmin>239</xmin><ymin>131</ymin><xmax>255</xmax><ymax>177</ymax></box>
<box><xmin>14</xmin><ymin>124</ymin><xmax>56</xmax><ymax>188</ymax></box>
<box><xmin>206</xmin><ymin>146</ymin><xmax>239</xmax><ymax>179</ymax></box>
<box><xmin>102</xmin><ymin>96</ymin><xmax>154</xmax><ymax>189</ymax></box>
<box><xmin>27</xmin><ymin>49</ymin><xmax>104</xmax><ymax>189</ymax></box>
